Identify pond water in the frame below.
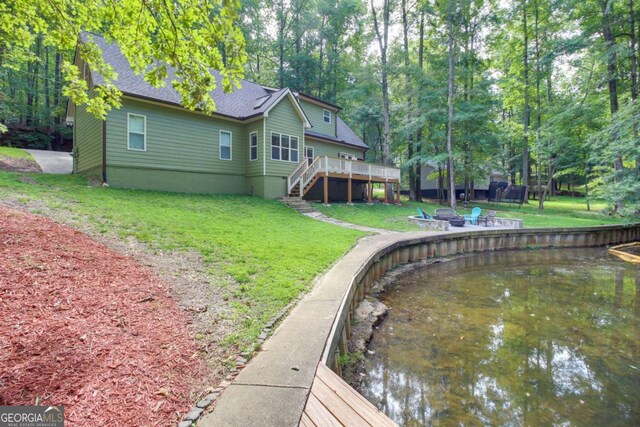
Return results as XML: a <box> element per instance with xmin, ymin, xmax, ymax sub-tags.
<box><xmin>361</xmin><ymin>248</ymin><xmax>640</xmax><ymax>426</ymax></box>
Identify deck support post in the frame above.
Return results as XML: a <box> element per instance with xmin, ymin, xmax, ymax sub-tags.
<box><xmin>384</xmin><ymin>182</ymin><xmax>389</xmax><ymax>204</ymax></box>
<box><xmin>324</xmin><ymin>175</ymin><xmax>329</xmax><ymax>205</ymax></box>
<box><xmin>396</xmin><ymin>182</ymin><xmax>400</xmax><ymax>203</ymax></box>
<box><xmin>368</xmin><ymin>181</ymin><xmax>372</xmax><ymax>204</ymax></box>
<box><xmin>347</xmin><ymin>178</ymin><xmax>352</xmax><ymax>205</ymax></box>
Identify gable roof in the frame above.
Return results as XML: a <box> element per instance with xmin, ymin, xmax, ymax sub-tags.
<box><xmin>262</xmin><ymin>88</ymin><xmax>311</xmax><ymax>127</ymax></box>
<box><xmin>81</xmin><ymin>33</ymin><xmax>310</xmax><ymax>126</ymax></box>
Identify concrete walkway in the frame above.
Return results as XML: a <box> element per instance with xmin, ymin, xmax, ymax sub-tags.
<box><xmin>25</xmin><ymin>149</ymin><xmax>73</xmax><ymax>174</ymax></box>
<box><xmin>303</xmin><ymin>211</ymin><xmax>395</xmax><ymax>234</ymax></box>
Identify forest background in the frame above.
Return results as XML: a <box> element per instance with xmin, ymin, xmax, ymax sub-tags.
<box><xmin>1</xmin><ymin>0</ymin><xmax>639</xmax><ymax>214</ymax></box>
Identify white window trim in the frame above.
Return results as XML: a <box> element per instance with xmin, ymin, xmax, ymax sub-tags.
<box><xmin>323</xmin><ymin>109</ymin><xmax>331</xmax><ymax>124</ymax></box>
<box><xmin>219</xmin><ymin>130</ymin><xmax>232</xmax><ymax>161</ymax></box>
<box><xmin>249</xmin><ymin>131</ymin><xmax>258</xmax><ymax>161</ymax></box>
<box><xmin>270</xmin><ymin>131</ymin><xmax>300</xmax><ymax>163</ymax></box>
<box><xmin>305</xmin><ymin>145</ymin><xmax>314</xmax><ymax>159</ymax></box>
<box><xmin>127</xmin><ymin>113</ymin><xmax>147</xmax><ymax>151</ymax></box>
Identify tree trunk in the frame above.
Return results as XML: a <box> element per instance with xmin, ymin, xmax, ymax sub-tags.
<box><xmin>414</xmin><ymin>8</ymin><xmax>425</xmax><ymax>202</ymax></box>
<box><xmin>44</xmin><ymin>46</ymin><xmax>52</xmax><ymax>150</ymax></box>
<box><xmin>541</xmin><ymin>163</ymin><xmax>554</xmax><ymax>205</ymax></box>
<box><xmin>631</xmin><ymin>0</ymin><xmax>638</xmax><ymax>101</ymax></box>
<box><xmin>534</xmin><ymin>0</ymin><xmax>543</xmax><ymax>210</ymax></box>
<box><xmin>294</xmin><ymin>1</ymin><xmax>301</xmax><ymax>90</ymax></box>
<box><xmin>318</xmin><ymin>16</ymin><xmax>326</xmax><ymax>97</ymax></box>
<box><xmin>371</xmin><ymin>0</ymin><xmax>392</xmax><ymax>165</ymax></box>
<box><xmin>54</xmin><ymin>52</ymin><xmax>62</xmax><ymax>150</ymax></box>
<box><xmin>601</xmin><ymin>0</ymin><xmax>624</xmax><ymax>211</ymax></box>
<box><xmin>629</xmin><ymin>0</ymin><xmax>639</xmax><ymax>174</ymax></box>
<box><xmin>438</xmin><ymin>166</ymin><xmax>444</xmax><ymax>203</ymax></box>
<box><xmin>522</xmin><ymin>0</ymin><xmax>530</xmax><ymax>203</ymax></box>
<box><xmin>446</xmin><ymin>0</ymin><xmax>457</xmax><ymax>209</ymax></box>
<box><xmin>278</xmin><ymin>0</ymin><xmax>286</xmax><ymax>89</ymax></box>
<box><xmin>402</xmin><ymin>0</ymin><xmax>417</xmax><ymax>200</ymax></box>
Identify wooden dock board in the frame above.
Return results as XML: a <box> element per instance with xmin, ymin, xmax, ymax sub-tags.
<box><xmin>301</xmin><ymin>363</ymin><xmax>397</xmax><ymax>427</ymax></box>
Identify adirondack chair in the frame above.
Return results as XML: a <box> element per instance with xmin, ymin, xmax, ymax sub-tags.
<box><xmin>478</xmin><ymin>210</ymin><xmax>497</xmax><ymax>226</ymax></box>
<box><xmin>417</xmin><ymin>207</ymin><xmax>431</xmax><ymax>220</ymax></box>
<box><xmin>464</xmin><ymin>207</ymin><xmax>482</xmax><ymax>225</ymax></box>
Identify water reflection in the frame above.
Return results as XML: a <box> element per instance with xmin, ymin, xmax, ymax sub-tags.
<box><xmin>361</xmin><ymin>248</ymin><xmax>640</xmax><ymax>426</ymax></box>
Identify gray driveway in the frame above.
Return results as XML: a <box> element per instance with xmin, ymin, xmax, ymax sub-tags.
<box><xmin>25</xmin><ymin>149</ymin><xmax>73</xmax><ymax>174</ymax></box>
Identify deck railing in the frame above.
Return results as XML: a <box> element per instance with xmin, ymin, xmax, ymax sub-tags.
<box><xmin>300</xmin><ymin>156</ymin><xmax>323</xmax><ymax>190</ymax></box>
<box><xmin>287</xmin><ymin>159</ymin><xmax>308</xmax><ymax>194</ymax></box>
<box><xmin>288</xmin><ymin>156</ymin><xmax>401</xmax><ymax>196</ymax></box>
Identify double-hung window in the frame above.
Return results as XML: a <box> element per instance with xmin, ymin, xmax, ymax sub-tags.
<box><xmin>271</xmin><ymin>133</ymin><xmax>281</xmax><ymax>160</ymax></box>
<box><xmin>127</xmin><ymin>113</ymin><xmax>146</xmax><ymax>151</ymax></box>
<box><xmin>220</xmin><ymin>130</ymin><xmax>232</xmax><ymax>160</ymax></box>
<box><xmin>271</xmin><ymin>132</ymin><xmax>299</xmax><ymax>162</ymax></box>
<box><xmin>323</xmin><ymin>109</ymin><xmax>331</xmax><ymax>124</ymax></box>
<box><xmin>281</xmin><ymin>135</ymin><xmax>290</xmax><ymax>161</ymax></box>
<box><xmin>250</xmin><ymin>132</ymin><xmax>258</xmax><ymax>161</ymax></box>
<box><xmin>290</xmin><ymin>137</ymin><xmax>299</xmax><ymax>162</ymax></box>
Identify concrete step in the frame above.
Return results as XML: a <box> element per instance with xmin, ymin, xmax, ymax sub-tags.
<box><xmin>280</xmin><ymin>197</ymin><xmax>316</xmax><ymax>215</ymax></box>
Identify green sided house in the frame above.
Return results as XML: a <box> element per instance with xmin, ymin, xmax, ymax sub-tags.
<box><xmin>67</xmin><ymin>33</ymin><xmax>400</xmax><ymax>202</ymax></box>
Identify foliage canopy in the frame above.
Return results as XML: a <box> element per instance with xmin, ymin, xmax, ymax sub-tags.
<box><xmin>0</xmin><ymin>0</ymin><xmax>247</xmax><ymax>118</ymax></box>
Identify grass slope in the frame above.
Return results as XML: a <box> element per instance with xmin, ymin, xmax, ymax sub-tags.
<box><xmin>0</xmin><ymin>147</ymin><xmax>35</xmax><ymax>160</ymax></box>
<box><xmin>313</xmin><ymin>197</ymin><xmax>630</xmax><ymax>231</ymax></box>
<box><xmin>0</xmin><ymin>171</ymin><xmax>363</xmax><ymax>348</ymax></box>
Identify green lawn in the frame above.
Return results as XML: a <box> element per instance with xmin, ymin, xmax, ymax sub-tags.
<box><xmin>313</xmin><ymin>196</ymin><xmax>632</xmax><ymax>231</ymax></box>
<box><xmin>0</xmin><ymin>171</ymin><xmax>364</xmax><ymax>349</ymax></box>
<box><xmin>0</xmin><ymin>146</ymin><xmax>34</xmax><ymax>160</ymax></box>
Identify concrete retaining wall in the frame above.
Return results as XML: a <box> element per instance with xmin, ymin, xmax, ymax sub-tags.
<box><xmin>321</xmin><ymin>223</ymin><xmax>640</xmax><ymax>371</ymax></box>
<box><xmin>408</xmin><ymin>216</ymin><xmax>449</xmax><ymax>231</ymax></box>
<box><xmin>408</xmin><ymin>216</ymin><xmax>525</xmax><ymax>230</ymax></box>
<box><xmin>200</xmin><ymin>223</ymin><xmax>640</xmax><ymax>426</ymax></box>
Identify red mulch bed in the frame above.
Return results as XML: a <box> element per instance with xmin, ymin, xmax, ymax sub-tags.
<box><xmin>0</xmin><ymin>207</ymin><xmax>210</xmax><ymax>426</ymax></box>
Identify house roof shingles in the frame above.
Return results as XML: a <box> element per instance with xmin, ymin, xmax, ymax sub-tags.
<box><xmin>83</xmin><ymin>33</ymin><xmax>367</xmax><ymax>150</ymax></box>
<box><xmin>305</xmin><ymin>116</ymin><xmax>368</xmax><ymax>150</ymax></box>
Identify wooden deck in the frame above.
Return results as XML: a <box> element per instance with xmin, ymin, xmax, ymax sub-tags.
<box><xmin>300</xmin><ymin>363</ymin><xmax>397</xmax><ymax>427</ymax></box>
<box><xmin>287</xmin><ymin>156</ymin><xmax>401</xmax><ymax>201</ymax></box>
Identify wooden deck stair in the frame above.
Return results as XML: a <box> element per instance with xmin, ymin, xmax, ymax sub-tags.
<box><xmin>289</xmin><ymin>182</ymin><xmax>301</xmax><ymax>198</ymax></box>
<box><xmin>300</xmin><ymin>175</ymin><xmax>321</xmax><ymax>197</ymax></box>
<box><xmin>300</xmin><ymin>363</ymin><xmax>397</xmax><ymax>427</ymax></box>
<box><xmin>286</xmin><ymin>172</ymin><xmax>320</xmax><ymax>198</ymax></box>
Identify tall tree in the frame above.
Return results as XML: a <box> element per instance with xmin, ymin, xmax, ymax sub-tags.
<box><xmin>599</xmin><ymin>0</ymin><xmax>624</xmax><ymax>211</ymax></box>
<box><xmin>371</xmin><ymin>0</ymin><xmax>393</xmax><ymax>165</ymax></box>
<box><xmin>522</xmin><ymin>0</ymin><xmax>531</xmax><ymax>201</ymax></box>
<box><xmin>446</xmin><ymin>0</ymin><xmax>457</xmax><ymax>209</ymax></box>
<box><xmin>401</xmin><ymin>0</ymin><xmax>418</xmax><ymax>200</ymax></box>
